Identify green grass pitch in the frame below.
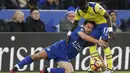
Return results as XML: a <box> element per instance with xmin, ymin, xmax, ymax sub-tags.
<box><xmin>0</xmin><ymin>71</ymin><xmax>130</xmax><ymax>73</ymax></box>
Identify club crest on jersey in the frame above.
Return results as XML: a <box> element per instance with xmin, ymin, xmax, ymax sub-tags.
<box><xmin>99</xmin><ymin>7</ymin><xmax>103</xmax><ymax>11</ymax></box>
<box><xmin>46</xmin><ymin>47</ymin><xmax>51</xmax><ymax>51</ymax></box>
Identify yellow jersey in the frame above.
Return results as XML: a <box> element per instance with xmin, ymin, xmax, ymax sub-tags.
<box><xmin>75</xmin><ymin>2</ymin><xmax>107</xmax><ymax>24</ymax></box>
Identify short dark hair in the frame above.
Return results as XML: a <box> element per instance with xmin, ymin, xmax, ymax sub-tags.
<box><xmin>72</xmin><ymin>0</ymin><xmax>87</xmax><ymax>6</ymax></box>
<box><xmin>83</xmin><ymin>20</ymin><xmax>96</xmax><ymax>28</ymax></box>
<box><xmin>30</xmin><ymin>8</ymin><xmax>39</xmax><ymax>14</ymax></box>
<box><xmin>109</xmin><ymin>10</ymin><xmax>117</xmax><ymax>16</ymax></box>
<box><xmin>78</xmin><ymin>0</ymin><xmax>87</xmax><ymax>6</ymax></box>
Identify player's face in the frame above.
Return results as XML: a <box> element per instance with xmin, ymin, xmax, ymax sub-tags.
<box><xmin>84</xmin><ymin>23</ymin><xmax>94</xmax><ymax>34</ymax></box>
<box><xmin>79</xmin><ymin>1</ymin><xmax>88</xmax><ymax>12</ymax></box>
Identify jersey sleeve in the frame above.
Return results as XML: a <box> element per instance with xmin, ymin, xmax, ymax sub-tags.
<box><xmin>75</xmin><ymin>9</ymin><xmax>81</xmax><ymax>20</ymax></box>
<box><xmin>95</xmin><ymin>3</ymin><xmax>106</xmax><ymax>16</ymax></box>
<box><xmin>77</xmin><ymin>28</ymin><xmax>84</xmax><ymax>34</ymax></box>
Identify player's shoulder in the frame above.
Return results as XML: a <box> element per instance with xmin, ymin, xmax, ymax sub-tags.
<box><xmin>75</xmin><ymin>7</ymin><xmax>80</xmax><ymax>11</ymax></box>
<box><xmin>88</xmin><ymin>2</ymin><xmax>96</xmax><ymax>7</ymax></box>
<box><xmin>75</xmin><ymin>7</ymin><xmax>82</xmax><ymax>14</ymax></box>
<box><xmin>73</xmin><ymin>25</ymin><xmax>81</xmax><ymax>31</ymax></box>
<box><xmin>88</xmin><ymin>2</ymin><xmax>100</xmax><ymax>7</ymax></box>
<box><xmin>76</xmin><ymin>26</ymin><xmax>84</xmax><ymax>32</ymax></box>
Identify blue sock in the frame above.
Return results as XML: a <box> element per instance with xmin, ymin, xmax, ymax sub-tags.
<box><xmin>17</xmin><ymin>55</ymin><xmax>33</xmax><ymax>68</ymax></box>
<box><xmin>51</xmin><ymin>68</ymin><xmax>65</xmax><ymax>73</ymax></box>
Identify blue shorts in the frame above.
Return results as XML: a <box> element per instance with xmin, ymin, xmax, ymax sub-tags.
<box><xmin>44</xmin><ymin>40</ymin><xmax>69</xmax><ymax>63</ymax></box>
<box><xmin>90</xmin><ymin>24</ymin><xmax>109</xmax><ymax>40</ymax></box>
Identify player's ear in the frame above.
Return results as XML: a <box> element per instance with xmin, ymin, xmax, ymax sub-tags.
<box><xmin>87</xmin><ymin>21</ymin><xmax>96</xmax><ymax>28</ymax></box>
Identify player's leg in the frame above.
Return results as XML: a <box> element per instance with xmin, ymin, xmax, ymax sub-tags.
<box><xmin>89</xmin><ymin>46</ymin><xmax>107</xmax><ymax>71</ymax></box>
<box><xmin>40</xmin><ymin>41</ymin><xmax>73</xmax><ymax>73</ymax></box>
<box><xmin>89</xmin><ymin>28</ymin><xmax>107</xmax><ymax>71</ymax></box>
<box><xmin>89</xmin><ymin>28</ymin><xmax>100</xmax><ymax>60</ymax></box>
<box><xmin>57</xmin><ymin>61</ymin><xmax>74</xmax><ymax>73</ymax></box>
<box><xmin>42</xmin><ymin>61</ymin><xmax>74</xmax><ymax>73</ymax></box>
<box><xmin>11</xmin><ymin>49</ymin><xmax>48</xmax><ymax>69</ymax></box>
<box><xmin>10</xmin><ymin>49</ymin><xmax>48</xmax><ymax>73</ymax></box>
<box><xmin>18</xmin><ymin>49</ymin><xmax>47</xmax><ymax>67</ymax></box>
<box><xmin>103</xmin><ymin>45</ymin><xmax>113</xmax><ymax>70</ymax></box>
<box><xmin>40</xmin><ymin>55</ymin><xmax>73</xmax><ymax>73</ymax></box>
<box><xmin>101</xmin><ymin>27</ymin><xmax>113</xmax><ymax>70</ymax></box>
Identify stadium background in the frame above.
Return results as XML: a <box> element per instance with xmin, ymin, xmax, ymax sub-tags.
<box><xmin>0</xmin><ymin>33</ymin><xmax>129</xmax><ymax>73</ymax></box>
<box><xmin>0</xmin><ymin>0</ymin><xmax>130</xmax><ymax>73</ymax></box>
<box><xmin>0</xmin><ymin>10</ymin><xmax>130</xmax><ymax>32</ymax></box>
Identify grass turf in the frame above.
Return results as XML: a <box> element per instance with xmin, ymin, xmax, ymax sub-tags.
<box><xmin>0</xmin><ymin>71</ymin><xmax>130</xmax><ymax>73</ymax></box>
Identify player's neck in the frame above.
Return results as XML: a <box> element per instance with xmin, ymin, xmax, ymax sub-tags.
<box><xmin>82</xmin><ymin>6</ymin><xmax>88</xmax><ymax>13</ymax></box>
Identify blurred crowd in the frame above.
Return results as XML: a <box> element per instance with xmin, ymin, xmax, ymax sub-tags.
<box><xmin>0</xmin><ymin>8</ymin><xmax>46</xmax><ymax>32</ymax></box>
<box><xmin>0</xmin><ymin>0</ymin><xmax>130</xmax><ymax>10</ymax></box>
<box><xmin>0</xmin><ymin>0</ymin><xmax>130</xmax><ymax>32</ymax></box>
<box><xmin>0</xmin><ymin>0</ymin><xmax>75</xmax><ymax>9</ymax></box>
<box><xmin>0</xmin><ymin>7</ymin><xmax>130</xmax><ymax>32</ymax></box>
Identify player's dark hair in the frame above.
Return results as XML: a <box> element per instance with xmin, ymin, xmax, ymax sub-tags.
<box><xmin>84</xmin><ymin>20</ymin><xmax>96</xmax><ymax>28</ymax></box>
<box><xmin>30</xmin><ymin>8</ymin><xmax>39</xmax><ymax>14</ymax></box>
<box><xmin>72</xmin><ymin>0</ymin><xmax>87</xmax><ymax>6</ymax></box>
<box><xmin>99</xmin><ymin>2</ymin><xmax>107</xmax><ymax>10</ymax></box>
<box><xmin>78</xmin><ymin>0</ymin><xmax>87</xmax><ymax>6</ymax></box>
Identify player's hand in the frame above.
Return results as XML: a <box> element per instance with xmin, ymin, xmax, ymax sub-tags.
<box><xmin>66</xmin><ymin>31</ymin><xmax>72</xmax><ymax>44</ymax></box>
<box><xmin>109</xmin><ymin>32</ymin><xmax>115</xmax><ymax>39</ymax></box>
<box><xmin>97</xmin><ymin>40</ymin><xmax>108</xmax><ymax>48</ymax></box>
<box><xmin>108</xmin><ymin>27</ymin><xmax>115</xmax><ymax>39</ymax></box>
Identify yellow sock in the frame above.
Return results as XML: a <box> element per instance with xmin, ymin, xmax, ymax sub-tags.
<box><xmin>90</xmin><ymin>45</ymin><xmax>107</xmax><ymax>70</ymax></box>
<box><xmin>89</xmin><ymin>45</ymin><xmax>99</xmax><ymax>59</ymax></box>
<box><xmin>104</xmin><ymin>47</ymin><xmax>113</xmax><ymax>70</ymax></box>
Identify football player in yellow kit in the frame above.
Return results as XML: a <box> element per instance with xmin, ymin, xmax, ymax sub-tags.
<box><xmin>67</xmin><ymin>0</ymin><xmax>115</xmax><ymax>73</ymax></box>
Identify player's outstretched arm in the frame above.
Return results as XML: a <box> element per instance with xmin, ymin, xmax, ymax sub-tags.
<box><xmin>96</xmin><ymin>3</ymin><xmax>112</xmax><ymax>29</ymax></box>
<box><xmin>96</xmin><ymin>3</ymin><xmax>115</xmax><ymax>39</ymax></box>
<box><xmin>103</xmin><ymin>12</ymin><xmax>112</xmax><ymax>27</ymax></box>
<box><xmin>78</xmin><ymin>31</ymin><xmax>108</xmax><ymax>48</ymax></box>
<box><xmin>104</xmin><ymin>12</ymin><xmax>115</xmax><ymax>39</ymax></box>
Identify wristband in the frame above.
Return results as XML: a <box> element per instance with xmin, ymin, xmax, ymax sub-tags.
<box><xmin>67</xmin><ymin>31</ymin><xmax>72</xmax><ymax>36</ymax></box>
<box><xmin>108</xmin><ymin>27</ymin><xmax>113</xmax><ymax>32</ymax></box>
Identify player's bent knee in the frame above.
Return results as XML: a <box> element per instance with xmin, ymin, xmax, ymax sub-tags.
<box><xmin>30</xmin><ymin>50</ymin><xmax>47</xmax><ymax>60</ymax></box>
<box><xmin>65</xmin><ymin>68</ymin><xmax>74</xmax><ymax>73</ymax></box>
<box><xmin>70</xmin><ymin>71</ymin><xmax>74</xmax><ymax>73</ymax></box>
<box><xmin>57</xmin><ymin>61</ymin><xmax>74</xmax><ymax>73</ymax></box>
<box><xmin>30</xmin><ymin>55</ymin><xmax>37</xmax><ymax>60</ymax></box>
<box><xmin>30</xmin><ymin>54</ymin><xmax>41</xmax><ymax>61</ymax></box>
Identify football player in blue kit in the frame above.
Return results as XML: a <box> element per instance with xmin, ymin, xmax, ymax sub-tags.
<box><xmin>10</xmin><ymin>21</ymin><xmax>108</xmax><ymax>73</ymax></box>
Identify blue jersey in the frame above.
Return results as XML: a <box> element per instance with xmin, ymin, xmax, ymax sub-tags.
<box><xmin>65</xmin><ymin>26</ymin><xmax>87</xmax><ymax>59</ymax></box>
<box><xmin>44</xmin><ymin>26</ymin><xmax>88</xmax><ymax>62</ymax></box>
<box><xmin>90</xmin><ymin>23</ymin><xmax>109</xmax><ymax>40</ymax></box>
